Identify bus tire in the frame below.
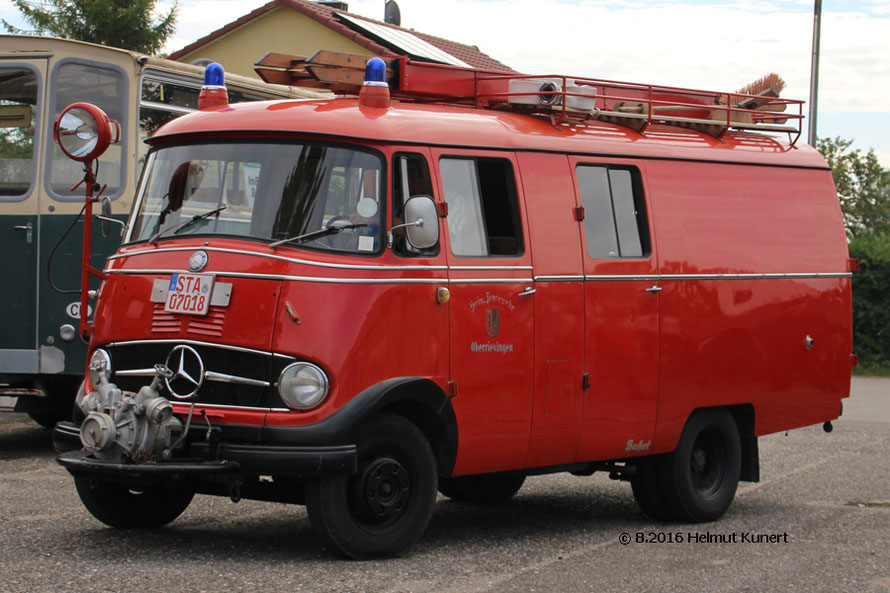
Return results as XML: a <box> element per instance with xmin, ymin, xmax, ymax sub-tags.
<box><xmin>630</xmin><ymin>457</ymin><xmax>671</xmax><ymax>521</ymax></box>
<box><xmin>28</xmin><ymin>413</ymin><xmax>64</xmax><ymax>429</ymax></box>
<box><xmin>438</xmin><ymin>474</ymin><xmax>525</xmax><ymax>503</ymax></box>
<box><xmin>658</xmin><ymin>409</ymin><xmax>741</xmax><ymax>523</ymax></box>
<box><xmin>306</xmin><ymin>413</ymin><xmax>437</xmax><ymax>559</ymax></box>
<box><xmin>74</xmin><ymin>477</ymin><xmax>194</xmax><ymax>529</ymax></box>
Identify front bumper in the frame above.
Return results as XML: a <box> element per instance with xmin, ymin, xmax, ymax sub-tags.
<box><xmin>53</xmin><ymin>421</ymin><xmax>357</xmax><ymax>480</ymax></box>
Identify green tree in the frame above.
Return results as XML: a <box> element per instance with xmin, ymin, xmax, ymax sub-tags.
<box><xmin>3</xmin><ymin>0</ymin><xmax>178</xmax><ymax>55</ymax></box>
<box><xmin>816</xmin><ymin>136</ymin><xmax>890</xmax><ymax>238</ymax></box>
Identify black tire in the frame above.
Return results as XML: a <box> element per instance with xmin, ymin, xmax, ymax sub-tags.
<box><xmin>438</xmin><ymin>473</ymin><xmax>525</xmax><ymax>503</ymax></box>
<box><xmin>306</xmin><ymin>413</ymin><xmax>438</xmax><ymax>559</ymax></box>
<box><xmin>630</xmin><ymin>457</ymin><xmax>671</xmax><ymax>521</ymax></box>
<box><xmin>74</xmin><ymin>477</ymin><xmax>194</xmax><ymax>529</ymax></box>
<box><xmin>28</xmin><ymin>412</ymin><xmax>66</xmax><ymax>430</ymax></box>
<box><xmin>658</xmin><ymin>409</ymin><xmax>741</xmax><ymax>523</ymax></box>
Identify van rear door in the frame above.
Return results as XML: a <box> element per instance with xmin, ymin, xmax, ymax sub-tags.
<box><xmin>570</xmin><ymin>158</ymin><xmax>661</xmax><ymax>461</ymax></box>
<box><xmin>518</xmin><ymin>153</ymin><xmax>586</xmax><ymax>468</ymax></box>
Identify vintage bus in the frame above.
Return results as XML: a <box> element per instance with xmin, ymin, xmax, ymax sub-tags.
<box><xmin>0</xmin><ymin>36</ymin><xmax>316</xmax><ymax>426</ymax></box>
<box><xmin>52</xmin><ymin>53</ymin><xmax>852</xmax><ymax>558</ymax></box>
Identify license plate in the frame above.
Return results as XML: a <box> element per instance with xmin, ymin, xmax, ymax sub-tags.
<box><xmin>165</xmin><ymin>273</ymin><xmax>214</xmax><ymax>315</ymax></box>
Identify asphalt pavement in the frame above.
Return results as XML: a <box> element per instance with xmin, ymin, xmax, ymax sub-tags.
<box><xmin>0</xmin><ymin>378</ymin><xmax>887</xmax><ymax>593</ymax></box>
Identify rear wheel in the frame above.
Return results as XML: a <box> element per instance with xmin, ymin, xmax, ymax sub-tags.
<box><xmin>74</xmin><ymin>477</ymin><xmax>194</xmax><ymax>528</ymax></box>
<box><xmin>658</xmin><ymin>409</ymin><xmax>741</xmax><ymax>522</ymax></box>
<box><xmin>438</xmin><ymin>473</ymin><xmax>525</xmax><ymax>503</ymax></box>
<box><xmin>630</xmin><ymin>457</ymin><xmax>671</xmax><ymax>520</ymax></box>
<box><xmin>306</xmin><ymin>413</ymin><xmax>437</xmax><ymax>559</ymax></box>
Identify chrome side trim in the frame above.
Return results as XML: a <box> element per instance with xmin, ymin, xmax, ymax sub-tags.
<box><xmin>658</xmin><ymin>272</ymin><xmax>853</xmax><ymax>280</ymax></box>
<box><xmin>106</xmin><ymin>338</ymin><xmax>292</xmax><ymax>359</ymax></box>
<box><xmin>105</xmin><ymin>269</ymin><xmax>530</xmax><ymax>284</ymax></box>
<box><xmin>109</xmin><ymin>246</ymin><xmax>448</xmax><ymax>272</ymax></box>
<box><xmin>171</xmin><ymin>402</ymin><xmax>290</xmax><ymax>413</ymax></box>
<box><xmin>450</xmin><ymin>278</ymin><xmax>535</xmax><ymax>284</ymax></box>
<box><xmin>204</xmin><ymin>371</ymin><xmax>271</xmax><ymax>388</ymax></box>
<box><xmin>534</xmin><ymin>275</ymin><xmax>585</xmax><ymax>282</ymax></box>
<box><xmin>585</xmin><ymin>273</ymin><xmax>851</xmax><ymax>281</ymax></box>
<box><xmin>450</xmin><ymin>265</ymin><xmax>533</xmax><ymax>271</ymax></box>
<box><xmin>585</xmin><ymin>275</ymin><xmax>660</xmax><ymax>282</ymax></box>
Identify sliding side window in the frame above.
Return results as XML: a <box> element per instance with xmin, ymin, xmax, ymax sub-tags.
<box><xmin>440</xmin><ymin>157</ymin><xmax>523</xmax><ymax>258</ymax></box>
<box><xmin>576</xmin><ymin>164</ymin><xmax>650</xmax><ymax>259</ymax></box>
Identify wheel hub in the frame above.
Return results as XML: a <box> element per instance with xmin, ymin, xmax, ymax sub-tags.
<box><xmin>356</xmin><ymin>456</ymin><xmax>411</xmax><ymax>523</ymax></box>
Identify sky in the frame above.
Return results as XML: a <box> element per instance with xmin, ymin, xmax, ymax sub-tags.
<box><xmin>2</xmin><ymin>0</ymin><xmax>888</xmax><ymax>165</ymax></box>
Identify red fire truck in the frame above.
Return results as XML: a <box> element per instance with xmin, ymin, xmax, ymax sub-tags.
<box><xmin>52</xmin><ymin>53</ymin><xmax>853</xmax><ymax>559</ymax></box>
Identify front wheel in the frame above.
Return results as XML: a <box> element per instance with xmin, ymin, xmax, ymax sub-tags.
<box><xmin>74</xmin><ymin>477</ymin><xmax>194</xmax><ymax>529</ymax></box>
<box><xmin>306</xmin><ymin>413</ymin><xmax>438</xmax><ymax>559</ymax></box>
<box><xmin>658</xmin><ymin>409</ymin><xmax>741</xmax><ymax>522</ymax></box>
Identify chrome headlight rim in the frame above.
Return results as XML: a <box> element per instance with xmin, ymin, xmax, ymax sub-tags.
<box><xmin>277</xmin><ymin>362</ymin><xmax>330</xmax><ymax>410</ymax></box>
<box><xmin>87</xmin><ymin>348</ymin><xmax>111</xmax><ymax>387</ymax></box>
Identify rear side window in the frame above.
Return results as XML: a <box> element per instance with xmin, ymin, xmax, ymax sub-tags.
<box><xmin>440</xmin><ymin>156</ymin><xmax>523</xmax><ymax>257</ymax></box>
<box><xmin>576</xmin><ymin>164</ymin><xmax>650</xmax><ymax>258</ymax></box>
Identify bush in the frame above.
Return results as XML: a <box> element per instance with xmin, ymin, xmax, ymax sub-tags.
<box><xmin>849</xmin><ymin>233</ymin><xmax>890</xmax><ymax>372</ymax></box>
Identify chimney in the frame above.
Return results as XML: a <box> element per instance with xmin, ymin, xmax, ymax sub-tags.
<box><xmin>315</xmin><ymin>1</ymin><xmax>348</xmax><ymax>10</ymax></box>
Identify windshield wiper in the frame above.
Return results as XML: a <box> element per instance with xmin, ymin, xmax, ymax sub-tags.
<box><xmin>149</xmin><ymin>205</ymin><xmax>227</xmax><ymax>245</ymax></box>
<box><xmin>269</xmin><ymin>223</ymin><xmax>367</xmax><ymax>249</ymax></box>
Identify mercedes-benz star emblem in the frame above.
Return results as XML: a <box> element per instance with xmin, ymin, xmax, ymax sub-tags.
<box><xmin>164</xmin><ymin>345</ymin><xmax>205</xmax><ymax>399</ymax></box>
<box><xmin>189</xmin><ymin>250</ymin><xmax>209</xmax><ymax>272</ymax></box>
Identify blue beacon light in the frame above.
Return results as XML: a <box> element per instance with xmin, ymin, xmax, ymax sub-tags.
<box><xmin>198</xmin><ymin>62</ymin><xmax>228</xmax><ymax>110</ymax></box>
<box><xmin>204</xmin><ymin>62</ymin><xmax>226</xmax><ymax>88</ymax></box>
<box><xmin>364</xmin><ymin>57</ymin><xmax>388</xmax><ymax>87</ymax></box>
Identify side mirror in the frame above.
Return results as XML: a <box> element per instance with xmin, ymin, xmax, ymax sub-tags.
<box><xmin>390</xmin><ymin>195</ymin><xmax>438</xmax><ymax>250</ymax></box>
<box><xmin>95</xmin><ymin>196</ymin><xmax>127</xmax><ymax>237</ymax></box>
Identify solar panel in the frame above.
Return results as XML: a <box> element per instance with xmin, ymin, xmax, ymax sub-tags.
<box><xmin>337</xmin><ymin>14</ymin><xmax>471</xmax><ymax>68</ymax></box>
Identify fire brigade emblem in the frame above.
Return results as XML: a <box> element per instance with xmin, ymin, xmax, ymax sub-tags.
<box><xmin>485</xmin><ymin>308</ymin><xmax>500</xmax><ymax>338</ymax></box>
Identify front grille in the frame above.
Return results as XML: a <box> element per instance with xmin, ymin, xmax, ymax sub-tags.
<box><xmin>104</xmin><ymin>341</ymin><xmax>292</xmax><ymax>410</ymax></box>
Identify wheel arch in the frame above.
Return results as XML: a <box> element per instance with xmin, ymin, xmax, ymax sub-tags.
<box><xmin>262</xmin><ymin>377</ymin><xmax>458</xmax><ymax>476</ymax></box>
<box><xmin>680</xmin><ymin>404</ymin><xmax>758</xmax><ymax>483</ymax></box>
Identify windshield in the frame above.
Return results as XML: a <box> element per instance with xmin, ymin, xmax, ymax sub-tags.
<box><xmin>129</xmin><ymin>142</ymin><xmax>384</xmax><ymax>254</ymax></box>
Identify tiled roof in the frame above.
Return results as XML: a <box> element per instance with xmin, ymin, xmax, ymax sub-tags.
<box><xmin>168</xmin><ymin>0</ymin><xmax>513</xmax><ymax>72</ymax></box>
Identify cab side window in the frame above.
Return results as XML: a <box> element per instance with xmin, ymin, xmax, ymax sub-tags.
<box><xmin>576</xmin><ymin>164</ymin><xmax>650</xmax><ymax>258</ymax></box>
<box><xmin>393</xmin><ymin>153</ymin><xmax>437</xmax><ymax>256</ymax></box>
<box><xmin>440</xmin><ymin>156</ymin><xmax>523</xmax><ymax>257</ymax></box>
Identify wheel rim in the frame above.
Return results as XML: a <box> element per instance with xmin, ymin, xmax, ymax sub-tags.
<box><xmin>689</xmin><ymin>428</ymin><xmax>727</xmax><ymax>498</ymax></box>
<box><xmin>350</xmin><ymin>455</ymin><xmax>413</xmax><ymax>530</ymax></box>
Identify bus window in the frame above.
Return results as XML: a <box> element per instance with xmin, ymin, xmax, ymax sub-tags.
<box><xmin>0</xmin><ymin>66</ymin><xmax>39</xmax><ymax>200</ymax></box>
<box><xmin>48</xmin><ymin>61</ymin><xmax>126</xmax><ymax>200</ymax></box>
<box><xmin>138</xmin><ymin>73</ymin><xmax>283</xmax><ymax>163</ymax></box>
<box><xmin>139</xmin><ymin>75</ymin><xmax>199</xmax><ymax>162</ymax></box>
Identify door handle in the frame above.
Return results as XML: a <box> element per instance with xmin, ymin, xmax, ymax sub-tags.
<box><xmin>644</xmin><ymin>285</ymin><xmax>662</xmax><ymax>293</ymax></box>
<box><xmin>518</xmin><ymin>286</ymin><xmax>536</xmax><ymax>297</ymax></box>
<box><xmin>14</xmin><ymin>223</ymin><xmax>32</xmax><ymax>244</ymax></box>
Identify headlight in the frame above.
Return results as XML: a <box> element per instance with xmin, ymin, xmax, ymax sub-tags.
<box><xmin>88</xmin><ymin>349</ymin><xmax>111</xmax><ymax>387</ymax></box>
<box><xmin>278</xmin><ymin>362</ymin><xmax>329</xmax><ymax>410</ymax></box>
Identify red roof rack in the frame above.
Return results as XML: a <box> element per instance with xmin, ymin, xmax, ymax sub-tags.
<box><xmin>255</xmin><ymin>50</ymin><xmax>804</xmax><ymax>145</ymax></box>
